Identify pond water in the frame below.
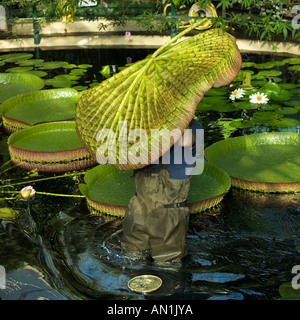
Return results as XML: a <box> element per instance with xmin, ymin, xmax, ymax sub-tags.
<box><xmin>0</xmin><ymin>49</ymin><xmax>300</xmax><ymax>301</ymax></box>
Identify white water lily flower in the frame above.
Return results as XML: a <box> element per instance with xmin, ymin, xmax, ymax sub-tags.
<box><xmin>20</xmin><ymin>186</ymin><xmax>36</xmax><ymax>201</ymax></box>
<box><xmin>229</xmin><ymin>88</ymin><xmax>245</xmax><ymax>101</ymax></box>
<box><xmin>249</xmin><ymin>92</ymin><xmax>269</xmax><ymax>104</ymax></box>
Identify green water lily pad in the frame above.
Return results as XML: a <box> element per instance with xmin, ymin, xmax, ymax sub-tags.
<box><xmin>233</xmin><ymin>101</ymin><xmax>257</xmax><ymax>110</ymax></box>
<box><xmin>284</xmin><ymin>100</ymin><xmax>300</xmax><ymax>108</ymax></box>
<box><xmin>288</xmin><ymin>65</ymin><xmax>300</xmax><ymax>71</ymax></box>
<box><xmin>8</xmin><ymin>121</ymin><xmax>83</xmax><ymax>152</ymax></box>
<box><xmin>251</xmin><ymin>79</ymin><xmax>268</xmax><ymax>87</ymax></box>
<box><xmin>241</xmin><ymin>62</ymin><xmax>255</xmax><ymax>68</ymax></box>
<box><xmin>0</xmin><ymin>88</ymin><xmax>80</xmax><ymax>130</ymax></box>
<box><xmin>24</xmin><ymin>70</ymin><xmax>48</xmax><ymax>78</ymax></box>
<box><xmin>0</xmin><ymin>208</ymin><xmax>19</xmax><ymax>220</ymax></box>
<box><xmin>6</xmin><ymin>66</ymin><xmax>33</xmax><ymax>73</ymax></box>
<box><xmin>278</xmin><ymin>83</ymin><xmax>298</xmax><ymax>90</ymax></box>
<box><xmin>45</xmin><ymin>75</ymin><xmax>79</xmax><ymax>87</ymax></box>
<box><xmin>257</xmin><ymin>70</ymin><xmax>282</xmax><ymax>77</ymax></box>
<box><xmin>79</xmin><ymin>162</ymin><xmax>231</xmax><ymax>216</ymax></box>
<box><xmin>76</xmin><ymin>26</ymin><xmax>242</xmax><ymax>171</ymax></box>
<box><xmin>38</xmin><ymin>61</ymin><xmax>69</xmax><ymax>70</ymax></box>
<box><xmin>275</xmin><ymin>107</ymin><xmax>298</xmax><ymax>115</ymax></box>
<box><xmin>229</xmin><ymin>119</ymin><xmax>253</xmax><ymax>129</ymax></box>
<box><xmin>254</xmin><ymin>62</ymin><xmax>275</xmax><ymax>69</ymax></box>
<box><xmin>200</xmin><ymin>97</ymin><xmax>229</xmax><ymax>106</ymax></box>
<box><xmin>16</xmin><ymin>59</ymin><xmax>44</xmax><ymax>66</ymax></box>
<box><xmin>0</xmin><ymin>73</ymin><xmax>45</xmax><ymax>103</ymax></box>
<box><xmin>270</xmin><ymin>89</ymin><xmax>293</xmax><ymax>102</ymax></box>
<box><xmin>78</xmin><ymin>64</ymin><xmax>93</xmax><ymax>69</ymax></box>
<box><xmin>251</xmin><ymin>111</ymin><xmax>282</xmax><ymax>125</ymax></box>
<box><xmin>268</xmin><ymin>118</ymin><xmax>300</xmax><ymax>128</ymax></box>
<box><xmin>0</xmin><ymin>53</ymin><xmax>33</xmax><ymax>63</ymax></box>
<box><xmin>8</xmin><ymin>121</ymin><xmax>96</xmax><ymax>172</ymax></box>
<box><xmin>211</xmin><ymin>104</ymin><xmax>237</xmax><ymax>112</ymax></box>
<box><xmin>70</xmin><ymin>69</ymin><xmax>87</xmax><ymax>76</ymax></box>
<box><xmin>204</xmin><ymin>87</ymin><xmax>228</xmax><ymax>96</ymax></box>
<box><xmin>261</xmin><ymin>103</ymin><xmax>281</xmax><ymax>111</ymax></box>
<box><xmin>283</xmin><ymin>57</ymin><xmax>300</xmax><ymax>65</ymax></box>
<box><xmin>205</xmin><ymin>132</ymin><xmax>300</xmax><ymax>192</ymax></box>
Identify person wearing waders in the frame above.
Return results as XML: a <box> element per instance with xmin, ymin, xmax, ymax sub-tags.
<box><xmin>121</xmin><ymin>118</ymin><xmax>202</xmax><ymax>262</ymax></box>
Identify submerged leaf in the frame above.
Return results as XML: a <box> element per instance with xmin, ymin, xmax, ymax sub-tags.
<box><xmin>0</xmin><ymin>208</ymin><xmax>19</xmax><ymax>220</ymax></box>
<box><xmin>76</xmin><ymin>26</ymin><xmax>242</xmax><ymax>170</ymax></box>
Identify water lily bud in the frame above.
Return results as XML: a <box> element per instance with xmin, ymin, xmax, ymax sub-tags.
<box><xmin>20</xmin><ymin>186</ymin><xmax>36</xmax><ymax>201</ymax></box>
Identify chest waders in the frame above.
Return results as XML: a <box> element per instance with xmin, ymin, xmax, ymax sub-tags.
<box><xmin>121</xmin><ymin>165</ymin><xmax>191</xmax><ymax>262</ymax></box>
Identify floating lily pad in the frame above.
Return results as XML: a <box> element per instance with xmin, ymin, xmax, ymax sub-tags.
<box><xmin>211</xmin><ymin>104</ymin><xmax>237</xmax><ymax>112</ymax></box>
<box><xmin>241</xmin><ymin>62</ymin><xmax>255</xmax><ymax>68</ymax></box>
<box><xmin>204</xmin><ymin>87</ymin><xmax>228</xmax><ymax>96</ymax></box>
<box><xmin>278</xmin><ymin>83</ymin><xmax>298</xmax><ymax>90</ymax></box>
<box><xmin>24</xmin><ymin>70</ymin><xmax>48</xmax><ymax>78</ymax></box>
<box><xmin>268</xmin><ymin>118</ymin><xmax>300</xmax><ymax>128</ymax></box>
<box><xmin>0</xmin><ymin>208</ymin><xmax>19</xmax><ymax>220</ymax></box>
<box><xmin>283</xmin><ymin>57</ymin><xmax>300</xmax><ymax>65</ymax></box>
<box><xmin>205</xmin><ymin>132</ymin><xmax>300</xmax><ymax>192</ymax></box>
<box><xmin>270</xmin><ymin>89</ymin><xmax>293</xmax><ymax>102</ymax></box>
<box><xmin>254</xmin><ymin>62</ymin><xmax>275</xmax><ymax>69</ymax></box>
<box><xmin>0</xmin><ymin>73</ymin><xmax>45</xmax><ymax>103</ymax></box>
<box><xmin>275</xmin><ymin>107</ymin><xmax>298</xmax><ymax>115</ymax></box>
<box><xmin>0</xmin><ymin>88</ymin><xmax>80</xmax><ymax>134</ymax></box>
<box><xmin>16</xmin><ymin>59</ymin><xmax>44</xmax><ymax>66</ymax></box>
<box><xmin>288</xmin><ymin>65</ymin><xmax>300</xmax><ymax>71</ymax></box>
<box><xmin>284</xmin><ymin>100</ymin><xmax>300</xmax><ymax>108</ymax></box>
<box><xmin>6</xmin><ymin>66</ymin><xmax>33</xmax><ymax>73</ymax></box>
<box><xmin>229</xmin><ymin>119</ymin><xmax>253</xmax><ymax>129</ymax></box>
<box><xmin>0</xmin><ymin>53</ymin><xmax>33</xmax><ymax>63</ymax></box>
<box><xmin>261</xmin><ymin>103</ymin><xmax>281</xmax><ymax>111</ymax></box>
<box><xmin>45</xmin><ymin>75</ymin><xmax>79</xmax><ymax>88</ymax></box>
<box><xmin>233</xmin><ymin>101</ymin><xmax>257</xmax><ymax>110</ymax></box>
<box><xmin>257</xmin><ymin>70</ymin><xmax>282</xmax><ymax>77</ymax></box>
<box><xmin>78</xmin><ymin>64</ymin><xmax>93</xmax><ymax>69</ymax></box>
<box><xmin>200</xmin><ymin>97</ymin><xmax>229</xmax><ymax>105</ymax></box>
<box><xmin>70</xmin><ymin>68</ymin><xmax>87</xmax><ymax>76</ymax></box>
<box><xmin>79</xmin><ymin>162</ymin><xmax>231</xmax><ymax>216</ymax></box>
<box><xmin>38</xmin><ymin>61</ymin><xmax>69</xmax><ymax>70</ymax></box>
<box><xmin>251</xmin><ymin>111</ymin><xmax>282</xmax><ymax>125</ymax></box>
<box><xmin>251</xmin><ymin>79</ymin><xmax>268</xmax><ymax>87</ymax></box>
<box><xmin>8</xmin><ymin>121</ymin><xmax>96</xmax><ymax>172</ymax></box>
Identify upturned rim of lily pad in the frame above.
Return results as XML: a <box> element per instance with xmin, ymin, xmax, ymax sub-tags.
<box><xmin>205</xmin><ymin>132</ymin><xmax>300</xmax><ymax>193</ymax></box>
<box><xmin>8</xmin><ymin>121</ymin><xmax>96</xmax><ymax>173</ymax></box>
<box><xmin>79</xmin><ymin>161</ymin><xmax>231</xmax><ymax>217</ymax></box>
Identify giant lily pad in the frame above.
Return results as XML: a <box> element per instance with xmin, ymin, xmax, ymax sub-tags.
<box><xmin>0</xmin><ymin>88</ymin><xmax>80</xmax><ymax>134</ymax></box>
<box><xmin>79</xmin><ymin>162</ymin><xmax>231</xmax><ymax>217</ymax></box>
<box><xmin>8</xmin><ymin>121</ymin><xmax>96</xmax><ymax>173</ymax></box>
<box><xmin>76</xmin><ymin>23</ymin><xmax>242</xmax><ymax>171</ymax></box>
<box><xmin>205</xmin><ymin>132</ymin><xmax>300</xmax><ymax>193</ymax></box>
<box><xmin>0</xmin><ymin>73</ymin><xmax>45</xmax><ymax>103</ymax></box>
